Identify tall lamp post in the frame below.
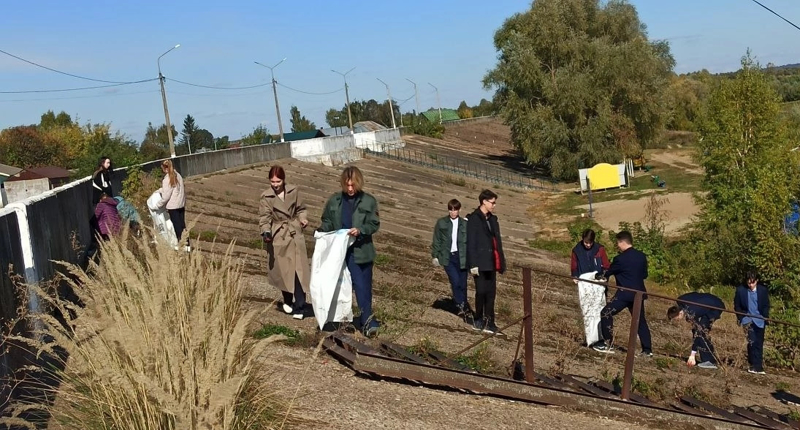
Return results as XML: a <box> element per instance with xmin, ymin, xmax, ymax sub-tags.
<box><xmin>255</xmin><ymin>58</ymin><xmax>287</xmax><ymax>143</ymax></box>
<box><xmin>332</xmin><ymin>67</ymin><xmax>355</xmax><ymax>133</ymax></box>
<box><xmin>376</xmin><ymin>78</ymin><xmax>397</xmax><ymax>129</ymax></box>
<box><xmin>406</xmin><ymin>78</ymin><xmax>420</xmax><ymax>125</ymax></box>
<box><xmin>158</xmin><ymin>44</ymin><xmax>180</xmax><ymax>158</ymax></box>
<box><xmin>428</xmin><ymin>82</ymin><xmax>442</xmax><ymax>124</ymax></box>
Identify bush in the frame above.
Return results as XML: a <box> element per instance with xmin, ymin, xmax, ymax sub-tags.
<box><xmin>2</xmin><ymin>233</ymin><xmax>294</xmax><ymax>429</ymax></box>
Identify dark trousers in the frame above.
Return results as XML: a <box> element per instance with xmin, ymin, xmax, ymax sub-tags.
<box><xmin>281</xmin><ymin>274</ymin><xmax>306</xmax><ymax>314</ymax></box>
<box><xmin>444</xmin><ymin>251</ymin><xmax>468</xmax><ymax>307</ymax></box>
<box><xmin>168</xmin><ymin>207</ymin><xmax>188</xmax><ymax>245</ymax></box>
<box><xmin>691</xmin><ymin>317</ymin><xmax>717</xmax><ymax>364</ymax></box>
<box><xmin>473</xmin><ymin>271</ymin><xmax>497</xmax><ymax>323</ymax></box>
<box><xmin>746</xmin><ymin>324</ymin><xmax>765</xmax><ymax>371</ymax></box>
<box><xmin>600</xmin><ymin>297</ymin><xmax>652</xmax><ymax>353</ymax></box>
<box><xmin>346</xmin><ymin>251</ymin><xmax>377</xmax><ymax>330</ymax></box>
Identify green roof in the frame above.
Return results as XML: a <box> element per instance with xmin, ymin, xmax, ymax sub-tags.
<box><xmin>282</xmin><ymin>130</ymin><xmax>325</xmax><ymax>142</ymax></box>
<box><xmin>421</xmin><ymin>109</ymin><xmax>460</xmax><ymax>123</ymax></box>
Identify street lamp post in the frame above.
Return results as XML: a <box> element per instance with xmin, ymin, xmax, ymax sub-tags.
<box><xmin>406</xmin><ymin>78</ymin><xmax>420</xmax><ymax>125</ymax></box>
<box><xmin>376</xmin><ymin>78</ymin><xmax>397</xmax><ymax>129</ymax></box>
<box><xmin>429</xmin><ymin>82</ymin><xmax>442</xmax><ymax>124</ymax></box>
<box><xmin>255</xmin><ymin>58</ymin><xmax>286</xmax><ymax>143</ymax></box>
<box><xmin>157</xmin><ymin>44</ymin><xmax>180</xmax><ymax>158</ymax></box>
<box><xmin>332</xmin><ymin>67</ymin><xmax>355</xmax><ymax>133</ymax></box>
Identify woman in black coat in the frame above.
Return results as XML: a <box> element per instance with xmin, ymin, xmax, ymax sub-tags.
<box><xmin>92</xmin><ymin>156</ymin><xmax>113</xmax><ymax>204</ymax></box>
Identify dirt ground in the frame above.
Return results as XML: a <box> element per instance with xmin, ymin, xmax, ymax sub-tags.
<box><xmin>577</xmin><ymin>191</ymin><xmax>698</xmax><ymax>234</ymax></box>
<box><xmin>184</xmin><ymin>131</ymin><xmax>799</xmax><ymax>429</ymax></box>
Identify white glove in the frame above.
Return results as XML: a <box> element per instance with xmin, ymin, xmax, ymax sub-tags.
<box><xmin>687</xmin><ymin>352</ymin><xmax>696</xmax><ymax>367</ymax></box>
<box><xmin>432</xmin><ymin>258</ymin><xmax>440</xmax><ymax>267</ymax></box>
<box><xmin>470</xmin><ymin>267</ymin><xmax>479</xmax><ymax>276</ymax></box>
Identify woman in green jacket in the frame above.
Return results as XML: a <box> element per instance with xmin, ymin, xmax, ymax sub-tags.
<box><xmin>431</xmin><ymin>199</ymin><xmax>472</xmax><ymax>325</ymax></box>
<box><xmin>319</xmin><ymin>166</ymin><xmax>381</xmax><ymax>337</ymax></box>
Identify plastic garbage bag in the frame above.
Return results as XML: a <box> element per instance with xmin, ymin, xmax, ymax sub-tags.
<box><xmin>146</xmin><ymin>191</ymin><xmax>178</xmax><ymax>248</ymax></box>
<box><xmin>310</xmin><ymin>229</ymin><xmax>355</xmax><ymax>330</ymax></box>
<box><xmin>578</xmin><ymin>271</ymin><xmax>606</xmax><ymax>346</ymax></box>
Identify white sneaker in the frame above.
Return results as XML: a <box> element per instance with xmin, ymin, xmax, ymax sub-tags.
<box><xmin>282</xmin><ymin>303</ymin><xmax>293</xmax><ymax>314</ymax></box>
<box><xmin>184</xmin><ymin>245</ymin><xmax>192</xmax><ymax>253</ymax></box>
<box><xmin>697</xmin><ymin>361</ymin><xmax>718</xmax><ymax>369</ymax></box>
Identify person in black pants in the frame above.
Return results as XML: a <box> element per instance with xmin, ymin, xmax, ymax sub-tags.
<box><xmin>466</xmin><ymin>189</ymin><xmax>506</xmax><ymax>335</ymax></box>
<box><xmin>593</xmin><ymin>231</ymin><xmax>652</xmax><ymax>356</ymax></box>
<box><xmin>734</xmin><ymin>271</ymin><xmax>770</xmax><ymax>375</ymax></box>
<box><xmin>668</xmin><ymin>292</ymin><xmax>725</xmax><ymax>369</ymax></box>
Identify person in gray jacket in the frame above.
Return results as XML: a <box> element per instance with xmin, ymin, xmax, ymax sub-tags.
<box><xmin>431</xmin><ymin>199</ymin><xmax>472</xmax><ymax>325</ymax></box>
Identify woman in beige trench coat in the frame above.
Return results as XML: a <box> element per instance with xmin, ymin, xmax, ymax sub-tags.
<box><xmin>259</xmin><ymin>165</ymin><xmax>310</xmax><ymax>320</ymax></box>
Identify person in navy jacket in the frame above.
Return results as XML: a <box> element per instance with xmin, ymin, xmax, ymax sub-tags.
<box><xmin>668</xmin><ymin>292</ymin><xmax>725</xmax><ymax>369</ymax></box>
<box><xmin>592</xmin><ymin>231</ymin><xmax>652</xmax><ymax>355</ymax></box>
<box><xmin>733</xmin><ymin>271</ymin><xmax>770</xmax><ymax>374</ymax></box>
<box><xmin>570</xmin><ymin>229</ymin><xmax>611</xmax><ymax>280</ymax></box>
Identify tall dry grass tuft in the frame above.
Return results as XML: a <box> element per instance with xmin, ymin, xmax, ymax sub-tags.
<box><xmin>3</xmin><ymin>231</ymin><xmax>292</xmax><ymax>429</ymax></box>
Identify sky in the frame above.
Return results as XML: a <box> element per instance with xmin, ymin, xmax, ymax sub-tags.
<box><xmin>2</xmin><ymin>0</ymin><xmax>800</xmax><ymax>143</ymax></box>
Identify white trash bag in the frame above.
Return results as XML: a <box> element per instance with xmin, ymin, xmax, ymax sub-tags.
<box><xmin>310</xmin><ymin>230</ymin><xmax>355</xmax><ymax>330</ymax></box>
<box><xmin>578</xmin><ymin>271</ymin><xmax>607</xmax><ymax>346</ymax></box>
<box><xmin>146</xmin><ymin>191</ymin><xmax>178</xmax><ymax>248</ymax></box>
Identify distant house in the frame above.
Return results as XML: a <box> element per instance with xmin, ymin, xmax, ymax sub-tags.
<box><xmin>319</xmin><ymin>127</ymin><xmax>351</xmax><ymax>137</ymax></box>
<box><xmin>421</xmin><ymin>108</ymin><xmax>460</xmax><ymax>123</ymax></box>
<box><xmin>282</xmin><ymin>130</ymin><xmax>325</xmax><ymax>142</ymax></box>
<box><xmin>0</xmin><ymin>163</ymin><xmax>23</xmax><ymax>207</ymax></box>
<box><xmin>4</xmin><ymin>166</ymin><xmax>72</xmax><ymax>204</ymax></box>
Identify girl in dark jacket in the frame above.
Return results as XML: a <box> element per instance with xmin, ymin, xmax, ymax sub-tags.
<box><xmin>466</xmin><ymin>189</ymin><xmax>506</xmax><ymax>335</ymax></box>
<box><xmin>92</xmin><ymin>157</ymin><xmax>113</xmax><ymax>204</ymax></box>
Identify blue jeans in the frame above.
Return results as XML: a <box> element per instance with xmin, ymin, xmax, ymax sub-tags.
<box><xmin>444</xmin><ymin>251</ymin><xmax>468</xmax><ymax>307</ymax></box>
<box><xmin>346</xmin><ymin>251</ymin><xmax>378</xmax><ymax>330</ymax></box>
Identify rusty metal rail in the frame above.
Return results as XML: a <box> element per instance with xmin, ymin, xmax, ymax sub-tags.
<box><xmin>322</xmin><ymin>333</ymin><xmax>792</xmax><ymax>429</ymax></box>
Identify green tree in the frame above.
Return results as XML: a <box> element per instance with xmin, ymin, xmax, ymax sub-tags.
<box><xmin>192</xmin><ymin>129</ymin><xmax>215</xmax><ymax>151</ymax></box>
<box><xmin>325</xmin><ymin>109</ymin><xmax>348</xmax><ymax>127</ymax></box>
<box><xmin>39</xmin><ymin>110</ymin><xmax>75</xmax><ymax>130</ymax></box>
<box><xmin>483</xmin><ymin>0</ymin><xmax>674</xmax><ymax>180</ymax></box>
<box><xmin>457</xmin><ymin>101</ymin><xmax>473</xmax><ymax>119</ymax></box>
<box><xmin>180</xmin><ymin>114</ymin><xmax>198</xmax><ymax>154</ymax></box>
<box><xmin>139</xmin><ymin>122</ymin><xmax>174</xmax><ymax>161</ymax></box>
<box><xmin>74</xmin><ymin>124</ymin><xmax>140</xmax><ymax>177</ymax></box>
<box><xmin>289</xmin><ymin>106</ymin><xmax>316</xmax><ymax>132</ymax></box>
<box><xmin>691</xmin><ymin>53</ymin><xmax>799</xmax><ymax>286</ymax></box>
<box><xmin>214</xmin><ymin>135</ymin><xmax>230</xmax><ymax>150</ymax></box>
<box><xmin>0</xmin><ymin>125</ymin><xmax>66</xmax><ymax>168</ymax></box>
<box><xmin>240</xmin><ymin>125</ymin><xmax>271</xmax><ymax>146</ymax></box>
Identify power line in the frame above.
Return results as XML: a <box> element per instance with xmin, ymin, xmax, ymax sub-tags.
<box><xmin>0</xmin><ymin>48</ymin><xmax>152</xmax><ymax>84</ymax></box>
<box><xmin>166</xmin><ymin>78</ymin><xmax>271</xmax><ymax>90</ymax></box>
<box><xmin>0</xmin><ymin>89</ymin><xmax>160</xmax><ymax>103</ymax></box>
<box><xmin>0</xmin><ymin>79</ymin><xmax>158</xmax><ymax>94</ymax></box>
<box><xmin>276</xmin><ymin>82</ymin><xmax>344</xmax><ymax>95</ymax></box>
<box><xmin>749</xmin><ymin>0</ymin><xmax>800</xmax><ymax>32</ymax></box>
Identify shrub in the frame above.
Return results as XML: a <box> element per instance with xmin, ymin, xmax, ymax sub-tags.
<box><xmin>2</xmin><ymin>233</ymin><xmax>293</xmax><ymax>429</ymax></box>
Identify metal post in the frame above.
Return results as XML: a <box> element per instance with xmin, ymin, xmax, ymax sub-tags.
<box><xmin>429</xmin><ymin>83</ymin><xmax>442</xmax><ymax>124</ymax></box>
<box><xmin>333</xmin><ymin>68</ymin><xmax>356</xmax><ymax>133</ymax></box>
<box><xmin>587</xmin><ymin>177</ymin><xmax>594</xmax><ymax>218</ymax></box>
<box><xmin>522</xmin><ymin>267</ymin><xmax>535</xmax><ymax>383</ymax></box>
<box><xmin>157</xmin><ymin>44</ymin><xmax>180</xmax><ymax>158</ymax></box>
<box><xmin>406</xmin><ymin>78</ymin><xmax>420</xmax><ymax>125</ymax></box>
<box><xmin>621</xmin><ymin>291</ymin><xmax>643</xmax><ymax>401</ymax></box>
<box><xmin>377</xmin><ymin>78</ymin><xmax>397</xmax><ymax>129</ymax></box>
<box><xmin>255</xmin><ymin>59</ymin><xmax>287</xmax><ymax>142</ymax></box>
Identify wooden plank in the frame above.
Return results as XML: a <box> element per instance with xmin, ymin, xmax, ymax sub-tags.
<box><xmin>557</xmin><ymin>374</ymin><xmax>617</xmax><ymax>399</ymax></box>
<box><xmin>591</xmin><ymin>380</ymin><xmax>659</xmax><ymax>407</ymax></box>
<box><xmin>750</xmin><ymin>406</ymin><xmax>800</xmax><ymax>429</ymax></box>
<box><xmin>380</xmin><ymin>342</ymin><xmax>429</xmax><ymax>365</ymax></box>
<box><xmin>733</xmin><ymin>406</ymin><xmax>790</xmax><ymax>430</ymax></box>
<box><xmin>681</xmin><ymin>396</ymin><xmax>750</xmax><ymax>424</ymax></box>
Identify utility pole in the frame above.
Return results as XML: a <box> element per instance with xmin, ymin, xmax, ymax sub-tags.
<box><xmin>429</xmin><ymin>82</ymin><xmax>442</xmax><ymax>124</ymax></box>
<box><xmin>158</xmin><ymin>44</ymin><xmax>180</xmax><ymax>158</ymax></box>
<box><xmin>332</xmin><ymin>67</ymin><xmax>355</xmax><ymax>133</ymax></box>
<box><xmin>376</xmin><ymin>78</ymin><xmax>397</xmax><ymax>129</ymax></box>
<box><xmin>406</xmin><ymin>78</ymin><xmax>420</xmax><ymax>124</ymax></box>
<box><xmin>255</xmin><ymin>58</ymin><xmax>287</xmax><ymax>143</ymax></box>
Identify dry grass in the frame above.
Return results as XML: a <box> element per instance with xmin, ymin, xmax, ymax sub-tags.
<box><xmin>1</xmin><ymin>231</ymin><xmax>298</xmax><ymax>429</ymax></box>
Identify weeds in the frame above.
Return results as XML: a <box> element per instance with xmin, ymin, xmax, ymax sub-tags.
<box><xmin>776</xmin><ymin>381</ymin><xmax>792</xmax><ymax>393</ymax></box>
<box><xmin>198</xmin><ymin>230</ymin><xmax>219</xmax><ymax>242</ymax></box>
<box><xmin>443</xmin><ymin>176</ymin><xmax>466</xmax><ymax>187</ymax></box>
<box><xmin>1</xmin><ymin>232</ymin><xmax>294</xmax><ymax>429</ymax></box>
<box><xmin>456</xmin><ymin>343</ymin><xmax>495</xmax><ymax>373</ymax></box>
<box><xmin>374</xmin><ymin>254</ymin><xmax>392</xmax><ymax>267</ymax></box>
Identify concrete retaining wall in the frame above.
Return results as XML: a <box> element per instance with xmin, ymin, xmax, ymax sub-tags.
<box><xmin>354</xmin><ymin>129</ymin><xmax>404</xmax><ymax>151</ymax></box>
<box><xmin>290</xmin><ymin>135</ymin><xmax>360</xmax><ymax>166</ymax></box>
<box><xmin>4</xmin><ymin>178</ymin><xmax>50</xmax><ymax>205</ymax></box>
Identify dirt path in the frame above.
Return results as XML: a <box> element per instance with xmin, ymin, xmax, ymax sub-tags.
<box><xmin>649</xmin><ymin>150</ymin><xmax>702</xmax><ymax>175</ymax></box>
<box><xmin>577</xmin><ymin>192</ymin><xmax>699</xmax><ymax>234</ymax></box>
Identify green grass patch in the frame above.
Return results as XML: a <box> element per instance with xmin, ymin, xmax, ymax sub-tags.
<box><xmin>198</xmin><ymin>230</ymin><xmax>218</xmax><ymax>242</ymax></box>
<box><xmin>253</xmin><ymin>323</ymin><xmax>317</xmax><ymax>347</ymax></box>
<box><xmin>443</xmin><ymin>175</ymin><xmax>467</xmax><ymax>187</ymax></box>
<box><xmin>528</xmin><ymin>238</ymin><xmax>572</xmax><ymax>257</ymax></box>
<box><xmin>374</xmin><ymin>254</ymin><xmax>392</xmax><ymax>266</ymax></box>
<box><xmin>456</xmin><ymin>344</ymin><xmax>495</xmax><ymax>373</ymax></box>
